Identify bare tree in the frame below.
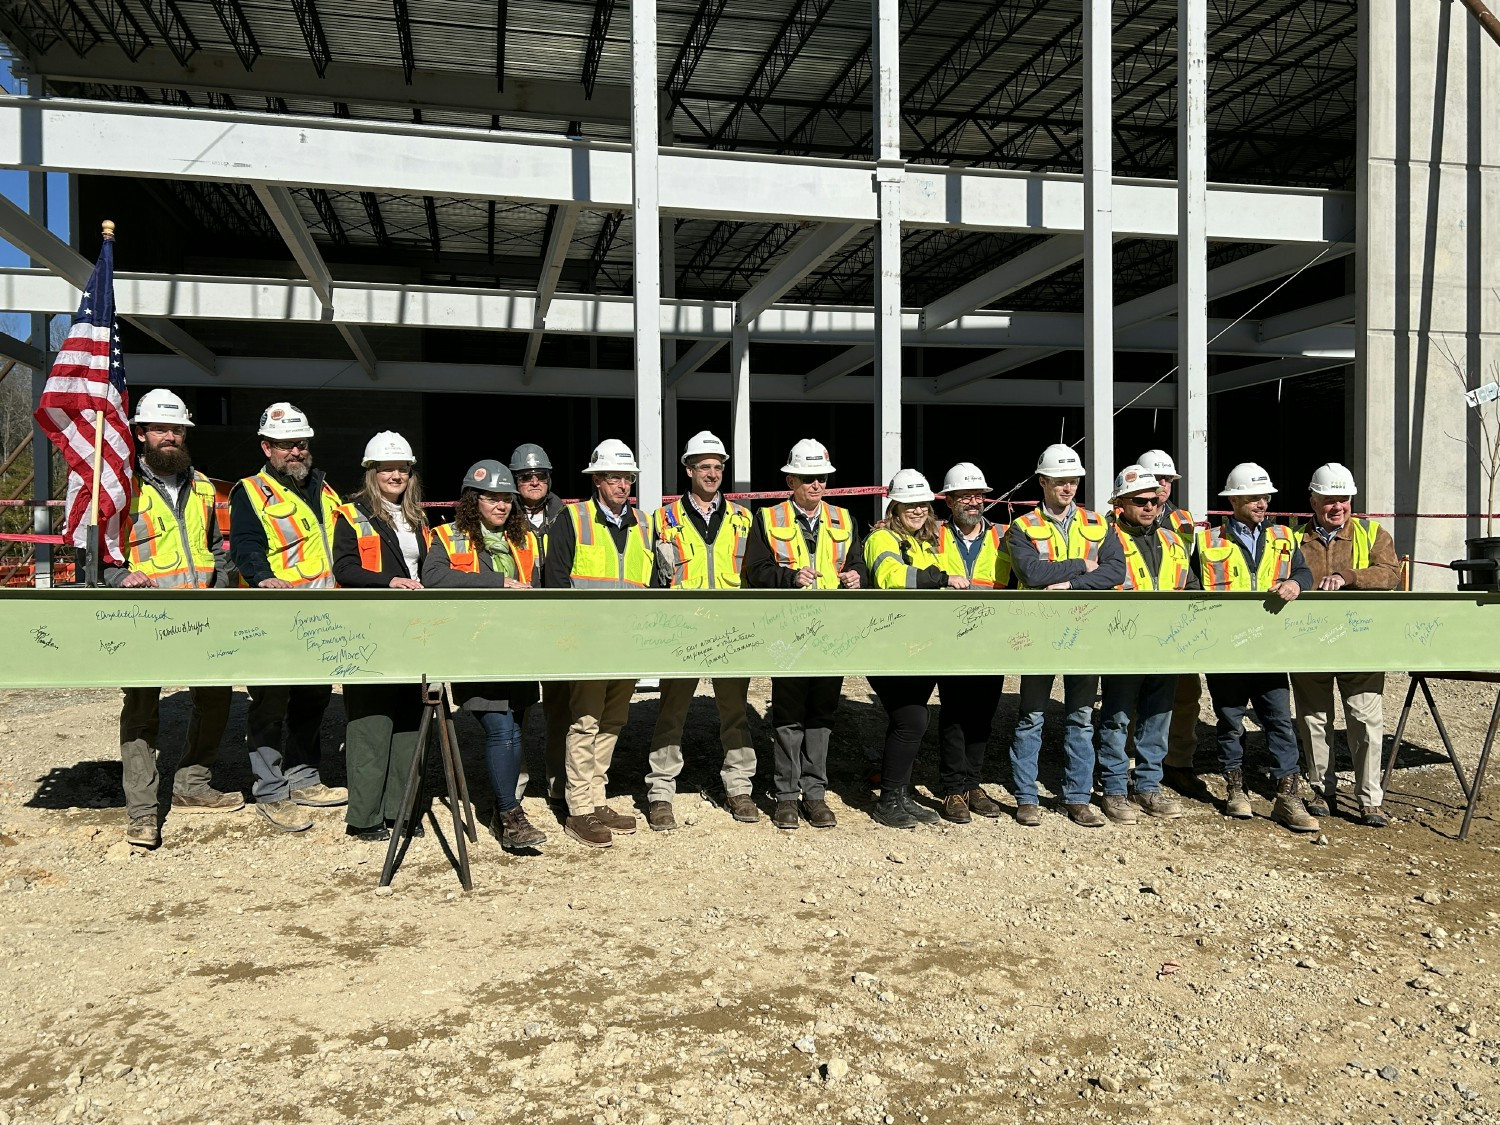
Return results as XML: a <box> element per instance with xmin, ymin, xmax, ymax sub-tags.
<box><xmin>1437</xmin><ymin>335</ymin><xmax>1500</xmax><ymax>536</ymax></box>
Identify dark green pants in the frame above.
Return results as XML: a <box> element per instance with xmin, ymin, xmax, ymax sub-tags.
<box><xmin>119</xmin><ymin>686</ymin><xmax>233</xmax><ymax>820</ymax></box>
<box><xmin>343</xmin><ymin>683</ymin><xmax>424</xmax><ymax>830</ymax></box>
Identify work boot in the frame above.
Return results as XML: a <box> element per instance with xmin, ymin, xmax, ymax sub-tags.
<box><xmin>171</xmin><ymin>788</ymin><xmax>245</xmax><ymax>814</ymax></box>
<box><xmin>496</xmin><ymin>806</ymin><xmax>547</xmax><ymax>849</ymax></box>
<box><xmin>1271</xmin><ymin>773</ymin><xmax>1320</xmax><ymax>833</ymax></box>
<box><xmin>872</xmin><ymin>788</ymin><xmax>918</xmax><ymax>830</ymax></box>
<box><xmin>1222</xmin><ymin>770</ymin><xmax>1253</xmax><ymax>819</ymax></box>
<box><xmin>125</xmin><ymin>815</ymin><xmax>160</xmax><ymax>848</ymax></box>
<box><xmin>1303</xmin><ymin>782</ymin><xmax>1331</xmax><ymax>819</ymax></box>
<box><xmin>594</xmin><ymin>805</ymin><xmax>637</xmax><ymax>835</ymax></box>
<box><xmin>1360</xmin><ymin>805</ymin><xmax>1390</xmax><ymax>828</ymax></box>
<box><xmin>941</xmin><ymin>793</ymin><xmax>972</xmax><ymax>824</ymax></box>
<box><xmin>897</xmin><ymin>788</ymin><xmax>939</xmax><ymax>825</ymax></box>
<box><xmin>256</xmin><ymin>799</ymin><xmax>313</xmax><ymax>833</ymax></box>
<box><xmin>725</xmin><ymin>794</ymin><xmax>759</xmax><ymax>824</ymax></box>
<box><xmin>646</xmin><ymin>800</ymin><xmax>678</xmax><ymax>832</ymax></box>
<box><xmin>1065</xmin><ymin>802</ymin><xmax>1106</xmax><ymax>829</ymax></box>
<box><xmin>289</xmin><ymin>783</ymin><xmax>348</xmax><ymax>807</ymax></box>
<box><xmin>1162</xmin><ymin>764</ymin><xmax>1208</xmax><ymax>800</ymax></box>
<box><xmin>1100</xmin><ymin>794</ymin><xmax>1137</xmax><ymax>825</ymax></box>
<box><xmin>772</xmin><ymin>800</ymin><xmax>799</xmax><ymax>830</ymax></box>
<box><xmin>1132</xmin><ymin>790</ymin><xmax>1185</xmax><ymax>820</ymax></box>
<box><xmin>564</xmin><ymin>813</ymin><xmax>612</xmax><ymax>849</ymax></box>
<box><xmin>345</xmin><ymin>823</ymin><xmax>390</xmax><ymax>842</ymax></box>
<box><xmin>1014</xmin><ymin>803</ymin><xmax>1042</xmax><ymax>827</ymax></box>
<box><xmin>967</xmin><ymin>787</ymin><xmax>1002</xmax><ymax>819</ymax></box>
<box><xmin>800</xmin><ymin>798</ymin><xmax>837</xmax><ymax>829</ymax></box>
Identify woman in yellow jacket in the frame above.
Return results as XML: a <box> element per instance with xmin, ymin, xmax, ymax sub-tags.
<box><xmin>863</xmin><ymin>469</ymin><xmax>956</xmax><ymax>830</ymax></box>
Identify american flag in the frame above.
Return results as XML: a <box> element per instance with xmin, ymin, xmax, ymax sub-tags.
<box><xmin>33</xmin><ymin>233</ymin><xmax>132</xmax><ymax>564</ymax></box>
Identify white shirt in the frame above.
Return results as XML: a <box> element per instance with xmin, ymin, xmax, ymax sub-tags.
<box><xmin>383</xmin><ymin>500</ymin><xmax>422</xmax><ymax>578</ymax></box>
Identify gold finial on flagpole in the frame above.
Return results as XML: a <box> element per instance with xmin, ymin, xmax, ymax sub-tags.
<box><xmin>101</xmin><ymin>219</ymin><xmax>115</xmax><ymax>240</ymax></box>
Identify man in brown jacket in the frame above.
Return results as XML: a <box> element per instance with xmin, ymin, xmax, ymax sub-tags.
<box><xmin>1291</xmin><ymin>463</ymin><xmax>1402</xmax><ymax>827</ymax></box>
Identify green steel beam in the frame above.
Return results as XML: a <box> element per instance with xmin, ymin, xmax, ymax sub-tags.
<box><xmin>0</xmin><ymin>589</ymin><xmax>1490</xmax><ymax>690</ymax></box>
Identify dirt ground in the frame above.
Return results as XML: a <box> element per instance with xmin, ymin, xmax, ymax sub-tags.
<box><xmin>0</xmin><ymin>674</ymin><xmax>1498</xmax><ymax>1125</ymax></box>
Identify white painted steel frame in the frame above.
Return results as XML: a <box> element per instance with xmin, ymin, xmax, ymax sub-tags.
<box><xmin>873</xmin><ymin>0</ymin><xmax>902</xmax><ymax>504</ymax></box>
<box><xmin>631</xmin><ymin>0</ymin><xmax>663</xmax><ymax>513</ymax></box>
<box><xmin>1083</xmin><ymin>0</ymin><xmax>1114</xmax><ymax>508</ymax></box>
<box><xmin>1177</xmin><ymin>0</ymin><xmax>1210</xmax><ymax>520</ymax></box>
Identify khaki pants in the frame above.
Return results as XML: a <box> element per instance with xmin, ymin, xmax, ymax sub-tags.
<box><xmin>1292</xmin><ymin>671</ymin><xmax>1386</xmax><ymax>808</ymax></box>
<box><xmin>646</xmin><ymin>678</ymin><xmax>755</xmax><ymax>801</ymax></box>
<box><xmin>1165</xmin><ymin>674</ymin><xmax>1202</xmax><ymax>769</ymax></box>
<box><xmin>565</xmin><ymin>679</ymin><xmax>636</xmax><ymax>815</ymax></box>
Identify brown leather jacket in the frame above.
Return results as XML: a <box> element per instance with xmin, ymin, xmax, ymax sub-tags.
<box><xmin>1296</xmin><ymin>518</ymin><xmax>1401</xmax><ymax>589</ymax></box>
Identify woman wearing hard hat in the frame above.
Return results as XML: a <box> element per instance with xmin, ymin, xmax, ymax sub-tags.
<box><xmin>331</xmin><ymin>432</ymin><xmax>431</xmax><ymax>842</ymax></box>
<box><xmin>422</xmin><ymin>460</ymin><xmax>549</xmax><ymax>851</ymax></box>
<box><xmin>863</xmin><ymin>469</ymin><xmax>949</xmax><ymax>830</ymax></box>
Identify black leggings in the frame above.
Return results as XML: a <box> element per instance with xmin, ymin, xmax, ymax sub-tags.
<box><xmin>868</xmin><ymin>675</ymin><xmax>938</xmax><ymax>789</ymax></box>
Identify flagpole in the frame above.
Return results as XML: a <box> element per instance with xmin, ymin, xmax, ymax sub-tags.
<box><xmin>83</xmin><ymin>219</ymin><xmax>115</xmax><ymax>588</ymax></box>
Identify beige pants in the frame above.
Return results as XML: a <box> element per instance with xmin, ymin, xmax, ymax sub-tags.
<box><xmin>565</xmin><ymin>679</ymin><xmax>636</xmax><ymax>815</ymax></box>
<box><xmin>1165</xmin><ymin>674</ymin><xmax>1202</xmax><ymax>769</ymax></box>
<box><xmin>646</xmin><ymin>678</ymin><xmax>755</xmax><ymax>801</ymax></box>
<box><xmin>1291</xmin><ymin>671</ymin><xmax>1386</xmax><ymax>808</ymax></box>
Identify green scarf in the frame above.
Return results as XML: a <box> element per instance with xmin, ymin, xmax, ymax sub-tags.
<box><xmin>479</xmin><ymin>528</ymin><xmax>518</xmax><ymax>579</ymax></box>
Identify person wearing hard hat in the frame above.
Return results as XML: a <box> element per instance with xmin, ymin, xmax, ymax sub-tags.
<box><xmin>644</xmin><ymin>431</ymin><xmax>758</xmax><ymax>831</ymax></box>
<box><xmin>931</xmin><ymin>462</ymin><xmax>1011</xmax><ymax>823</ymax></box>
<box><xmin>330</xmin><ymin>432</ymin><xmax>431</xmax><ymax>842</ymax></box>
<box><xmin>228</xmin><ymin>401</ymin><xmax>346</xmax><ymax>834</ymax></box>
<box><xmin>1138</xmin><ymin>449</ymin><xmax>1209</xmax><ymax>796</ymax></box>
<box><xmin>863</xmin><ymin>469</ymin><xmax>949</xmax><ymax>830</ymax></box>
<box><xmin>102</xmin><ymin>389</ymin><xmax>241</xmax><ymax>849</ymax></box>
<box><xmin>1194</xmin><ymin>462</ymin><xmax>1319</xmax><ymax>832</ymax></box>
<box><xmin>423</xmin><ymin>460</ymin><xmax>549</xmax><ymax>851</ymax></box>
<box><xmin>743</xmin><ymin>438</ymin><xmax>868</xmax><ymax>831</ymax></box>
<box><xmin>1096</xmin><ymin>465</ymin><xmax>1198</xmax><ymax>824</ymax></box>
<box><xmin>542</xmin><ymin>439</ymin><xmax>665</xmax><ymax>849</ymax></box>
<box><xmin>507</xmin><ymin>442</ymin><xmax>569</xmax><ymax>818</ymax></box>
<box><xmin>1291</xmin><ymin>463</ymin><xmax>1401</xmax><ymax>828</ymax></box>
<box><xmin>1005</xmin><ymin>444</ymin><xmax>1125</xmax><ymax>829</ymax></box>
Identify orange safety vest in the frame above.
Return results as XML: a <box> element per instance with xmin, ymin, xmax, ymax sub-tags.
<box><xmin>432</xmin><ymin>522</ymin><xmax>538</xmax><ymax>583</ymax></box>
<box><xmin>332</xmin><ymin>503</ymin><xmax>432</xmax><ymax>577</ymax></box>
<box><xmin>235</xmin><ymin>470</ymin><xmax>342</xmax><ymax>588</ymax></box>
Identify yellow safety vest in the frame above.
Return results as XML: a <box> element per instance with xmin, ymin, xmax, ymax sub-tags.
<box><xmin>758</xmin><ymin>501</ymin><xmax>854</xmax><ymax>590</ymax></box>
<box><xmin>125</xmin><ymin>470</ymin><xmax>218</xmax><ymax>589</ymax></box>
<box><xmin>864</xmin><ymin>527</ymin><xmax>944</xmax><ymax>590</ymax></box>
<box><xmin>651</xmin><ymin>497</ymin><xmax>752</xmax><ymax>589</ymax></box>
<box><xmin>934</xmin><ymin>521</ymin><xmax>1012</xmax><ymax>588</ymax></box>
<box><xmin>1296</xmin><ymin>516</ymin><xmax>1380</xmax><ymax>571</ymax></box>
<box><xmin>1165</xmin><ymin>507</ymin><xmax>1196</xmax><ymax>541</ymax></box>
<box><xmin>1112</xmin><ymin>523</ymin><xmax>1191</xmax><ymax>591</ymax></box>
<box><xmin>1011</xmin><ymin>506</ymin><xmax>1109</xmax><ymax>591</ymax></box>
<box><xmin>237</xmin><ymin>471</ymin><xmax>342</xmax><ymax>588</ymax></box>
<box><xmin>332</xmin><ymin>503</ymin><xmax>433</xmax><ymax>578</ymax></box>
<box><xmin>567</xmin><ymin>500</ymin><xmax>654</xmax><ymax>589</ymax></box>
<box><xmin>1196</xmin><ymin>522</ymin><xmax>1296</xmax><ymax>591</ymax></box>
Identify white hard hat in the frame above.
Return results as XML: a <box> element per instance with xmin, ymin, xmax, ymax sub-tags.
<box><xmin>941</xmin><ymin>462</ymin><xmax>990</xmax><ymax>494</ymax></box>
<box><xmin>681</xmin><ymin>430</ymin><xmax>729</xmax><ymax>465</ymax></box>
<box><xmin>583</xmin><ymin>438</ymin><xmax>641</xmax><ymax>474</ymax></box>
<box><xmin>132</xmin><ymin>388</ymin><xmax>193</xmax><ymax>427</ymax></box>
<box><xmin>1308</xmin><ymin>462</ymin><xmax>1358</xmax><ymax>497</ymax></box>
<box><xmin>1219</xmin><ymin>462</ymin><xmax>1277</xmax><ymax>497</ymax></box>
<box><xmin>1137</xmin><ymin>448</ymin><xmax>1178</xmax><ymax>479</ymax></box>
<box><xmin>782</xmin><ymin>438</ymin><xmax>836</xmax><ymax>475</ymax></box>
<box><xmin>258</xmin><ymin>401</ymin><xmax>315</xmax><ymax>440</ymax></box>
<box><xmin>886</xmin><ymin>468</ymin><xmax>935</xmax><ymax>504</ymax></box>
<box><xmin>1110</xmin><ymin>464</ymin><xmax>1161</xmax><ymax>501</ymax></box>
<box><xmin>361</xmin><ymin>430</ymin><xmax>415</xmax><ymax>467</ymax></box>
<box><xmin>1036</xmin><ymin>443</ymin><xmax>1085</xmax><ymax>478</ymax></box>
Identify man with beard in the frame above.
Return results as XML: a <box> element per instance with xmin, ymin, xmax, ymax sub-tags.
<box><xmin>228</xmin><ymin>402</ymin><xmax>347</xmax><ymax>833</ymax></box>
<box><xmin>103</xmin><ymin>390</ymin><xmax>243</xmax><ymax>848</ymax></box>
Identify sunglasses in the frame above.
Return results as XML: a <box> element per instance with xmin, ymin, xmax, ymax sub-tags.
<box><xmin>795</xmin><ymin>475</ymin><xmax>828</xmax><ymax>485</ymax></box>
<box><xmin>268</xmin><ymin>439</ymin><xmax>309</xmax><ymax>452</ymax></box>
<box><xmin>1125</xmin><ymin>496</ymin><xmax>1160</xmax><ymax>507</ymax></box>
<box><xmin>515</xmin><ymin>471</ymin><xmax>549</xmax><ymax>483</ymax></box>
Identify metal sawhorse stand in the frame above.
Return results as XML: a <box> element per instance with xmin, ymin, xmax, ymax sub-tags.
<box><xmin>379</xmin><ymin>678</ymin><xmax>479</xmax><ymax>890</ymax></box>
<box><xmin>1382</xmin><ymin>672</ymin><xmax>1500</xmax><ymax>842</ymax></box>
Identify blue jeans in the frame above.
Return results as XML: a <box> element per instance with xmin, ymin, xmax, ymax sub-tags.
<box><xmin>1205</xmin><ymin>673</ymin><xmax>1299</xmax><ymax>778</ymax></box>
<box><xmin>478</xmin><ymin>709</ymin><xmax>524</xmax><ymax>813</ymax></box>
<box><xmin>1010</xmin><ymin>674</ymin><xmax>1098</xmax><ymax>805</ymax></box>
<box><xmin>1097</xmin><ymin>674</ymin><xmax>1175</xmax><ymax>795</ymax></box>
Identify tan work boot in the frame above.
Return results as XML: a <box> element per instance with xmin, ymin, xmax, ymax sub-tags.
<box><xmin>1271</xmin><ymin>773</ymin><xmax>1320</xmax><ymax>833</ymax></box>
<box><xmin>1222</xmin><ymin>769</ymin><xmax>1253</xmax><ymax>819</ymax></box>
<box><xmin>1065</xmin><ymin>802</ymin><xmax>1106</xmax><ymax>828</ymax></box>
<box><xmin>646</xmin><ymin>800</ymin><xmax>678</xmax><ymax>832</ymax></box>
<box><xmin>171</xmin><ymin>788</ymin><xmax>245</xmax><ymax>813</ymax></box>
<box><xmin>564</xmin><ymin>813</ymin><xmax>612</xmax><ymax>848</ymax></box>
<box><xmin>255</xmin><ymin>799</ymin><xmax>313</xmax><ymax>833</ymax></box>
<box><xmin>125</xmin><ymin>815</ymin><xmax>160</xmax><ymax>848</ymax></box>
<box><xmin>1100</xmin><ymin>794</ymin><xmax>1137</xmax><ymax>824</ymax></box>
<box><xmin>1133</xmin><ymin>790</ymin><xmax>1185</xmax><ymax>820</ymax></box>
<box><xmin>289</xmin><ymin>783</ymin><xmax>347</xmax><ymax>807</ymax></box>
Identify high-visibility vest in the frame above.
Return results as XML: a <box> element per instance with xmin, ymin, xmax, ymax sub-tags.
<box><xmin>566</xmin><ymin>500</ymin><xmax>654</xmax><ymax>589</ymax></box>
<box><xmin>1297</xmin><ymin>516</ymin><xmax>1381</xmax><ymax>571</ymax></box>
<box><xmin>125</xmin><ymin>470</ymin><xmax>218</xmax><ymax>589</ymax></box>
<box><xmin>934</xmin><ymin>521</ymin><xmax>1012</xmax><ymax>588</ymax></box>
<box><xmin>1196</xmin><ymin>522</ymin><xmax>1297</xmax><ymax>591</ymax></box>
<box><xmin>236</xmin><ymin>470</ymin><xmax>342</xmax><ymax>588</ymax></box>
<box><xmin>332</xmin><ymin>503</ymin><xmax>433</xmax><ymax>578</ymax></box>
<box><xmin>758</xmin><ymin>501</ymin><xmax>854</xmax><ymax>589</ymax></box>
<box><xmin>431</xmin><ymin>522</ymin><xmax>538</xmax><ymax>583</ymax></box>
<box><xmin>864</xmin><ymin>527</ymin><xmax>944</xmax><ymax>590</ymax></box>
<box><xmin>1112</xmin><ymin>523</ymin><xmax>1191</xmax><ymax>591</ymax></box>
<box><xmin>651</xmin><ymin>497</ymin><xmax>752</xmax><ymax>589</ymax></box>
<box><xmin>1010</xmin><ymin>506</ymin><xmax>1109</xmax><ymax>590</ymax></box>
<box><xmin>1163</xmin><ymin>506</ymin><xmax>1196</xmax><ymax>544</ymax></box>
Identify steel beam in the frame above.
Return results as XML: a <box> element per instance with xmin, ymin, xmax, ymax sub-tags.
<box><xmin>919</xmin><ymin>235</ymin><xmax>1084</xmax><ymax>332</ymax></box>
<box><xmin>0</xmin><ymin>327</ymin><xmax>44</xmax><ymax>368</ymax></box>
<box><xmin>1177</xmin><ymin>0</ymin><xmax>1209</xmax><ymax>521</ymax></box>
<box><xmin>872</xmin><ymin>0</ymin><xmax>902</xmax><ymax>503</ymax></box>
<box><xmin>1082</xmin><ymin>0</ymin><xmax>1113</xmax><ymax>506</ymax></box>
<box><xmin>1209</xmin><ymin>355</ymin><xmax>1351</xmax><ymax>395</ymax></box>
<box><xmin>729</xmin><ymin>322</ymin><xmax>750</xmax><ymax>491</ymax></box>
<box><xmin>522</xmin><ymin>203</ymin><xmax>580</xmax><ymax>383</ymax></box>
<box><xmin>1257</xmin><ymin>294</ymin><xmax>1356</xmax><ymax>343</ymax></box>
<box><xmin>631</xmin><ymin>0</ymin><xmax>663</xmax><ymax>512</ymax></box>
<box><xmin>804</xmin><ymin>344</ymin><xmax>873</xmax><ymax>390</ymax></box>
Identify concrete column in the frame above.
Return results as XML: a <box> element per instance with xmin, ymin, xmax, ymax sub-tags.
<box><xmin>872</xmin><ymin>0</ymin><xmax>902</xmax><ymax>518</ymax></box>
<box><xmin>630</xmin><ymin>0</ymin><xmax>663</xmax><ymax>512</ymax></box>
<box><xmin>1175</xmin><ymin>0</ymin><xmax>1209</xmax><ymax>522</ymax></box>
<box><xmin>1082</xmin><ymin>0</ymin><xmax>1115</xmax><ymax>510</ymax></box>
<box><xmin>1359</xmin><ymin>0</ymin><xmax>1500</xmax><ymax>588</ymax></box>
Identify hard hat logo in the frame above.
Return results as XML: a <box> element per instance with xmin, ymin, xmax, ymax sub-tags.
<box><xmin>473</xmin><ymin>467</ymin><xmax>488</xmax><ymax>481</ymax></box>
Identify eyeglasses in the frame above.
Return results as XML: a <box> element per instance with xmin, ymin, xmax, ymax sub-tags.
<box><xmin>598</xmin><ymin>473</ymin><xmax>637</xmax><ymax>484</ymax></box>
<box><xmin>1126</xmin><ymin>496</ymin><xmax>1161</xmax><ymax>507</ymax></box>
<box><xmin>515</xmin><ymin>471</ymin><xmax>549</xmax><ymax>483</ymax></box>
<box><xmin>795</xmin><ymin>475</ymin><xmax>828</xmax><ymax>485</ymax></box>
<box><xmin>476</xmin><ymin>492</ymin><xmax>513</xmax><ymax>504</ymax></box>
<box><xmin>268</xmin><ymin>439</ymin><xmax>309</xmax><ymax>452</ymax></box>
